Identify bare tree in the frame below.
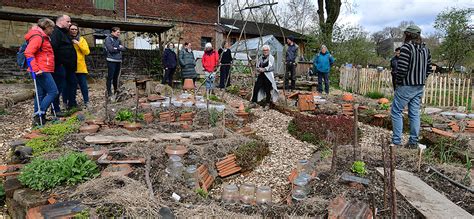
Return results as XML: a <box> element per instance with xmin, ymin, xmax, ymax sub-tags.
<box><xmin>317</xmin><ymin>0</ymin><xmax>343</xmax><ymax>44</ymax></box>
<box><xmin>285</xmin><ymin>0</ymin><xmax>317</xmax><ymax>35</ymax></box>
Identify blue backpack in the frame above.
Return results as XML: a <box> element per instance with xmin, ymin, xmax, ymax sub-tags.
<box><xmin>17</xmin><ymin>34</ymin><xmax>44</xmax><ymax>70</ymax></box>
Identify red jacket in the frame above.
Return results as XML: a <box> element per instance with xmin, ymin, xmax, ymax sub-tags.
<box><xmin>24</xmin><ymin>26</ymin><xmax>55</xmax><ymax>73</ymax></box>
<box><xmin>202</xmin><ymin>50</ymin><xmax>219</xmax><ymax>72</ymax></box>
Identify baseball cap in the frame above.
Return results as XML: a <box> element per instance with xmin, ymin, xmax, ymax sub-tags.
<box><xmin>404</xmin><ymin>25</ymin><xmax>421</xmax><ymax>35</ymax></box>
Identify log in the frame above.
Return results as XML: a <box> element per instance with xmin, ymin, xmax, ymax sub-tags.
<box><xmin>0</xmin><ymin>90</ymin><xmax>35</xmax><ymax>109</ymax></box>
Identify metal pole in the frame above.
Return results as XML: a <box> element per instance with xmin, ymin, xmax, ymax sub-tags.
<box><xmin>27</xmin><ymin>58</ymin><xmax>43</xmax><ymax>126</ymax></box>
<box><xmin>390</xmin><ymin>144</ymin><xmax>397</xmax><ymax>219</ymax></box>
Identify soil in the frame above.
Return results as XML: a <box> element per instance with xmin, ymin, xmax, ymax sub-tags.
<box><xmin>1</xmin><ymin>81</ymin><xmax>472</xmax><ymax>217</ymax></box>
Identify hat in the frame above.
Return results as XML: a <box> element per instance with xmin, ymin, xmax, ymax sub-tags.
<box><xmin>205</xmin><ymin>42</ymin><xmax>212</xmax><ymax>49</ymax></box>
<box><xmin>404</xmin><ymin>25</ymin><xmax>421</xmax><ymax>35</ymax></box>
<box><xmin>287</xmin><ymin>35</ymin><xmax>295</xmax><ymax>42</ymax></box>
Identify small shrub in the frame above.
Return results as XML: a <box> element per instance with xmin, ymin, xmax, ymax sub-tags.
<box><xmin>115</xmin><ymin>109</ymin><xmax>134</xmax><ymax>122</ymax></box>
<box><xmin>379</xmin><ymin>103</ymin><xmax>390</xmax><ymax>111</ymax></box>
<box><xmin>301</xmin><ymin>132</ymin><xmax>318</xmax><ymax>144</ymax></box>
<box><xmin>351</xmin><ymin>160</ymin><xmax>367</xmax><ymax>176</ymax></box>
<box><xmin>226</xmin><ymin>85</ymin><xmax>240</xmax><ymax>95</ymax></box>
<box><xmin>74</xmin><ymin>209</ymin><xmax>91</xmax><ymax>219</ymax></box>
<box><xmin>26</xmin><ymin>117</ymin><xmax>80</xmax><ymax>155</ymax></box>
<box><xmin>320</xmin><ymin>147</ymin><xmax>332</xmax><ymax>160</ymax></box>
<box><xmin>195</xmin><ymin>188</ymin><xmax>208</xmax><ymax>199</ymax></box>
<box><xmin>209</xmin><ymin>95</ymin><xmax>220</xmax><ymax>102</ymax></box>
<box><xmin>0</xmin><ymin>184</ymin><xmax>4</xmax><ymax>201</ymax></box>
<box><xmin>365</xmin><ymin>91</ymin><xmax>384</xmax><ymax>99</ymax></box>
<box><xmin>18</xmin><ymin>152</ymin><xmax>99</xmax><ymax>191</ymax></box>
<box><xmin>234</xmin><ymin>140</ymin><xmax>270</xmax><ymax>171</ymax></box>
<box><xmin>421</xmin><ymin>113</ymin><xmax>433</xmax><ymax>125</ymax></box>
<box><xmin>287</xmin><ymin>120</ymin><xmax>297</xmax><ymax>135</ymax></box>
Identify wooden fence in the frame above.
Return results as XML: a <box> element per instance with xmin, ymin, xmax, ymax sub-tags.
<box><xmin>339</xmin><ymin>68</ymin><xmax>473</xmax><ymax>109</ymax></box>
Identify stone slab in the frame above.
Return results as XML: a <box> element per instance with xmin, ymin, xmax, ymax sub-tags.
<box><xmin>13</xmin><ymin>188</ymin><xmax>48</xmax><ymax>208</ymax></box>
<box><xmin>84</xmin><ymin>135</ymin><xmax>149</xmax><ymax>144</ymax></box>
<box><xmin>4</xmin><ymin>177</ymin><xmax>23</xmax><ymax>198</ymax></box>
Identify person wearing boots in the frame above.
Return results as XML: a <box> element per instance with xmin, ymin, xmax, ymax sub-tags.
<box><xmin>162</xmin><ymin>42</ymin><xmax>177</xmax><ymax>87</ymax></box>
<box><xmin>69</xmin><ymin>23</ymin><xmax>91</xmax><ymax>109</ymax></box>
<box><xmin>284</xmin><ymin>36</ymin><xmax>298</xmax><ymax>91</ymax></box>
<box><xmin>104</xmin><ymin>27</ymin><xmax>126</xmax><ymax>101</ymax></box>
<box><xmin>24</xmin><ymin>18</ymin><xmax>58</xmax><ymax>126</ymax></box>
<box><xmin>50</xmin><ymin>15</ymin><xmax>77</xmax><ymax>113</ymax></box>
<box><xmin>313</xmin><ymin>45</ymin><xmax>335</xmax><ymax>95</ymax></box>
<box><xmin>250</xmin><ymin>45</ymin><xmax>279</xmax><ymax>110</ymax></box>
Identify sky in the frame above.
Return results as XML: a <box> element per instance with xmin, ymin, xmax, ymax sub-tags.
<box><xmin>336</xmin><ymin>0</ymin><xmax>474</xmax><ymax>34</ymax></box>
<box><xmin>275</xmin><ymin>0</ymin><xmax>473</xmax><ymax>35</ymax></box>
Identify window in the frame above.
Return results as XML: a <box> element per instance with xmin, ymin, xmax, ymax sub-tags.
<box><xmin>200</xmin><ymin>37</ymin><xmax>212</xmax><ymax>50</ymax></box>
<box><xmin>95</xmin><ymin>0</ymin><xmax>114</xmax><ymax>10</ymax></box>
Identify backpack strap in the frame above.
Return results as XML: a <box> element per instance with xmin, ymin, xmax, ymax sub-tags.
<box><xmin>28</xmin><ymin>34</ymin><xmax>44</xmax><ymax>51</ymax></box>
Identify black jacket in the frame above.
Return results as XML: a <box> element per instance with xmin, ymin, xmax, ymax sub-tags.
<box><xmin>162</xmin><ymin>48</ymin><xmax>177</xmax><ymax>69</ymax></box>
<box><xmin>50</xmin><ymin>26</ymin><xmax>77</xmax><ymax>72</ymax></box>
<box><xmin>104</xmin><ymin>35</ymin><xmax>126</xmax><ymax>62</ymax></box>
<box><xmin>218</xmin><ymin>48</ymin><xmax>232</xmax><ymax>64</ymax></box>
<box><xmin>390</xmin><ymin>56</ymin><xmax>399</xmax><ymax>75</ymax></box>
<box><xmin>286</xmin><ymin>44</ymin><xmax>298</xmax><ymax>63</ymax></box>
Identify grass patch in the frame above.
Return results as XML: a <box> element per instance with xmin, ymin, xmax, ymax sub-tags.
<box><xmin>208</xmin><ymin>109</ymin><xmax>219</xmax><ymax>127</ymax></box>
<box><xmin>365</xmin><ymin>91</ymin><xmax>384</xmax><ymax>99</ymax></box>
<box><xmin>421</xmin><ymin>113</ymin><xmax>433</xmax><ymax>125</ymax></box>
<box><xmin>26</xmin><ymin>117</ymin><xmax>80</xmax><ymax>156</ymax></box>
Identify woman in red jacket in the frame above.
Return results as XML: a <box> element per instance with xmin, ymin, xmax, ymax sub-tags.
<box><xmin>24</xmin><ymin>18</ymin><xmax>58</xmax><ymax>126</ymax></box>
<box><xmin>201</xmin><ymin>42</ymin><xmax>219</xmax><ymax>93</ymax></box>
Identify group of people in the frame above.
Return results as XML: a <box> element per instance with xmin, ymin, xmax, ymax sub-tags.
<box><xmin>161</xmin><ymin>41</ymin><xmax>233</xmax><ymax>94</ymax></box>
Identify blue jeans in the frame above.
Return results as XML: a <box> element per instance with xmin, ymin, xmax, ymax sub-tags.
<box><xmin>52</xmin><ymin>65</ymin><xmax>66</xmax><ymax>112</ymax></box>
<box><xmin>391</xmin><ymin>85</ymin><xmax>424</xmax><ymax>145</ymax></box>
<box><xmin>33</xmin><ymin>72</ymin><xmax>58</xmax><ymax>116</ymax></box>
<box><xmin>317</xmin><ymin>71</ymin><xmax>330</xmax><ymax>94</ymax></box>
<box><xmin>76</xmin><ymin>73</ymin><xmax>89</xmax><ymax>104</ymax></box>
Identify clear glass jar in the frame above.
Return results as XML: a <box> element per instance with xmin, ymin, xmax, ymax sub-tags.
<box><xmin>222</xmin><ymin>184</ymin><xmax>239</xmax><ymax>203</ymax></box>
<box><xmin>256</xmin><ymin>186</ymin><xmax>272</xmax><ymax>205</ymax></box>
<box><xmin>185</xmin><ymin>165</ymin><xmax>198</xmax><ymax>189</ymax></box>
<box><xmin>292</xmin><ymin>175</ymin><xmax>309</xmax><ymax>200</ymax></box>
<box><xmin>166</xmin><ymin>155</ymin><xmax>182</xmax><ymax>174</ymax></box>
<box><xmin>297</xmin><ymin>159</ymin><xmax>309</xmax><ymax>174</ymax></box>
<box><xmin>239</xmin><ymin>183</ymin><xmax>256</xmax><ymax>205</ymax></box>
<box><xmin>169</xmin><ymin>161</ymin><xmax>184</xmax><ymax>179</ymax></box>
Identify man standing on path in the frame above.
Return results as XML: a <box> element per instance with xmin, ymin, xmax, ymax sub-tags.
<box><xmin>390</xmin><ymin>47</ymin><xmax>401</xmax><ymax>90</ymax></box>
<box><xmin>391</xmin><ymin>25</ymin><xmax>432</xmax><ymax>148</ymax></box>
<box><xmin>284</xmin><ymin>36</ymin><xmax>298</xmax><ymax>91</ymax></box>
<box><xmin>104</xmin><ymin>27</ymin><xmax>126</xmax><ymax>100</ymax></box>
<box><xmin>50</xmin><ymin>15</ymin><xmax>77</xmax><ymax>114</ymax></box>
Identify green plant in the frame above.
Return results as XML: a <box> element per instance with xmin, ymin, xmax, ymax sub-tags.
<box><xmin>287</xmin><ymin>120</ymin><xmax>297</xmax><ymax>135</ymax></box>
<box><xmin>0</xmin><ymin>109</ymin><xmax>7</xmax><ymax>115</ymax></box>
<box><xmin>320</xmin><ymin>147</ymin><xmax>332</xmax><ymax>160</ymax></box>
<box><xmin>226</xmin><ymin>85</ymin><xmax>240</xmax><ymax>95</ymax></box>
<box><xmin>379</xmin><ymin>103</ymin><xmax>390</xmax><ymax>110</ymax></box>
<box><xmin>301</xmin><ymin>132</ymin><xmax>318</xmax><ymax>144</ymax></box>
<box><xmin>234</xmin><ymin>140</ymin><xmax>270</xmax><ymax>171</ymax></box>
<box><xmin>351</xmin><ymin>161</ymin><xmax>367</xmax><ymax>176</ymax></box>
<box><xmin>244</xmin><ymin>107</ymin><xmax>251</xmax><ymax>113</ymax></box>
<box><xmin>115</xmin><ymin>109</ymin><xmax>134</xmax><ymax>122</ymax></box>
<box><xmin>136</xmin><ymin>112</ymin><xmax>144</xmax><ymax>121</ymax></box>
<box><xmin>208</xmin><ymin>94</ymin><xmax>220</xmax><ymax>102</ymax></box>
<box><xmin>74</xmin><ymin>209</ymin><xmax>90</xmax><ymax>219</ymax></box>
<box><xmin>195</xmin><ymin>188</ymin><xmax>208</xmax><ymax>199</ymax></box>
<box><xmin>365</xmin><ymin>91</ymin><xmax>384</xmax><ymax>99</ymax></box>
<box><xmin>421</xmin><ymin>113</ymin><xmax>433</xmax><ymax>125</ymax></box>
<box><xmin>18</xmin><ymin>152</ymin><xmax>99</xmax><ymax>191</ymax></box>
<box><xmin>231</xmin><ymin>60</ymin><xmax>251</xmax><ymax>75</ymax></box>
<box><xmin>0</xmin><ymin>183</ymin><xmax>4</xmax><ymax>201</ymax></box>
<box><xmin>463</xmin><ymin>153</ymin><xmax>472</xmax><ymax>184</ymax></box>
<box><xmin>26</xmin><ymin>117</ymin><xmax>80</xmax><ymax>155</ymax></box>
<box><xmin>208</xmin><ymin>109</ymin><xmax>219</xmax><ymax>127</ymax></box>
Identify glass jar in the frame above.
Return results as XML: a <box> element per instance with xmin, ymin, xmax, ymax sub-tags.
<box><xmin>185</xmin><ymin>165</ymin><xmax>198</xmax><ymax>189</ymax></box>
<box><xmin>239</xmin><ymin>183</ymin><xmax>256</xmax><ymax>205</ymax></box>
<box><xmin>297</xmin><ymin>159</ymin><xmax>309</xmax><ymax>174</ymax></box>
<box><xmin>166</xmin><ymin>155</ymin><xmax>182</xmax><ymax>174</ymax></box>
<box><xmin>292</xmin><ymin>175</ymin><xmax>309</xmax><ymax>200</ymax></box>
<box><xmin>256</xmin><ymin>186</ymin><xmax>272</xmax><ymax>205</ymax></box>
<box><xmin>169</xmin><ymin>161</ymin><xmax>184</xmax><ymax>179</ymax></box>
<box><xmin>222</xmin><ymin>184</ymin><xmax>239</xmax><ymax>203</ymax></box>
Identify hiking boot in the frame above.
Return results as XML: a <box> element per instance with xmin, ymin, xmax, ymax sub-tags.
<box><xmin>263</xmin><ymin>105</ymin><xmax>270</xmax><ymax>111</ymax></box>
<box><xmin>55</xmin><ymin>111</ymin><xmax>66</xmax><ymax>117</ymax></box>
<box><xmin>404</xmin><ymin>142</ymin><xmax>418</xmax><ymax>149</ymax></box>
<box><xmin>249</xmin><ymin>103</ymin><xmax>258</xmax><ymax>108</ymax></box>
<box><xmin>32</xmin><ymin>115</ymin><xmax>44</xmax><ymax>127</ymax></box>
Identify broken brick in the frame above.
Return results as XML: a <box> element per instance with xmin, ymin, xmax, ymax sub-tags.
<box><xmin>143</xmin><ymin>113</ymin><xmax>154</xmax><ymax>124</ymax></box>
<box><xmin>432</xmin><ymin>128</ymin><xmax>455</xmax><ymax>138</ymax></box>
<box><xmin>4</xmin><ymin>177</ymin><xmax>23</xmax><ymax>198</ymax></box>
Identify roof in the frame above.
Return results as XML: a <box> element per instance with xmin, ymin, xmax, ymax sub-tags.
<box><xmin>0</xmin><ymin>10</ymin><xmax>173</xmax><ymax>33</ymax></box>
<box><xmin>230</xmin><ymin>35</ymin><xmax>284</xmax><ymax>52</ymax></box>
<box><xmin>220</xmin><ymin>18</ymin><xmax>305</xmax><ymax>41</ymax></box>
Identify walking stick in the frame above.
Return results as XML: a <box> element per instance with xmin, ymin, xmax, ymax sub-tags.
<box><xmin>27</xmin><ymin>57</ymin><xmax>43</xmax><ymax>126</ymax></box>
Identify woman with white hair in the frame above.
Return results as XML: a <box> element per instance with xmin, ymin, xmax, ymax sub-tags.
<box><xmin>250</xmin><ymin>45</ymin><xmax>279</xmax><ymax>110</ymax></box>
<box><xmin>313</xmin><ymin>44</ymin><xmax>335</xmax><ymax>95</ymax></box>
<box><xmin>201</xmin><ymin>42</ymin><xmax>219</xmax><ymax>94</ymax></box>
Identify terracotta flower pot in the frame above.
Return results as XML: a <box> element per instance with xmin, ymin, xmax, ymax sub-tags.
<box><xmin>86</xmin><ymin>118</ymin><xmax>105</xmax><ymax>126</ymax></box>
<box><xmin>143</xmin><ymin>113</ymin><xmax>154</xmax><ymax>124</ymax></box>
<box><xmin>123</xmin><ymin>122</ymin><xmax>142</xmax><ymax>131</ymax></box>
<box><xmin>378</xmin><ymin>98</ymin><xmax>389</xmax><ymax>104</ymax></box>
<box><xmin>165</xmin><ymin>145</ymin><xmax>188</xmax><ymax>157</ymax></box>
<box><xmin>79</xmin><ymin>124</ymin><xmax>100</xmax><ymax>134</ymax></box>
<box><xmin>101</xmin><ymin>164</ymin><xmax>133</xmax><ymax>177</ymax></box>
<box><xmin>183</xmin><ymin>79</ymin><xmax>195</xmax><ymax>90</ymax></box>
<box><xmin>342</xmin><ymin>93</ymin><xmax>354</xmax><ymax>102</ymax></box>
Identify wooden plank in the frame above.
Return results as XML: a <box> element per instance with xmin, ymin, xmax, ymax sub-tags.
<box><xmin>375</xmin><ymin>168</ymin><xmax>472</xmax><ymax>219</ymax></box>
<box><xmin>85</xmin><ymin>135</ymin><xmax>149</xmax><ymax>144</ymax></box>
<box><xmin>466</xmin><ymin>78</ymin><xmax>471</xmax><ymax>109</ymax></box>
<box><xmin>435</xmin><ymin>75</ymin><xmax>439</xmax><ymax>105</ymax></box>
<box><xmin>457</xmin><ymin>78</ymin><xmax>461</xmax><ymax>106</ymax></box>
<box><xmin>447</xmin><ymin>74</ymin><xmax>451</xmax><ymax>106</ymax></box>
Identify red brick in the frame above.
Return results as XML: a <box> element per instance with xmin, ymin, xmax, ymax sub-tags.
<box><xmin>432</xmin><ymin>128</ymin><xmax>455</xmax><ymax>138</ymax></box>
<box><xmin>328</xmin><ymin>196</ymin><xmax>348</xmax><ymax>219</ymax></box>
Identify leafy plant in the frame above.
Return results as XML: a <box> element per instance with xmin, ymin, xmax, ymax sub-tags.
<box><xmin>463</xmin><ymin>153</ymin><xmax>472</xmax><ymax>185</ymax></box>
<box><xmin>351</xmin><ymin>161</ymin><xmax>367</xmax><ymax>176</ymax></box>
<box><xmin>115</xmin><ymin>109</ymin><xmax>134</xmax><ymax>122</ymax></box>
<box><xmin>287</xmin><ymin>120</ymin><xmax>297</xmax><ymax>135</ymax></box>
<box><xmin>18</xmin><ymin>152</ymin><xmax>99</xmax><ymax>191</ymax></box>
<box><xmin>421</xmin><ymin>113</ymin><xmax>433</xmax><ymax>125</ymax></box>
<box><xmin>208</xmin><ymin>109</ymin><xmax>219</xmax><ymax>127</ymax></box>
<box><xmin>234</xmin><ymin>140</ymin><xmax>270</xmax><ymax>171</ymax></box>
<box><xmin>379</xmin><ymin>103</ymin><xmax>390</xmax><ymax>111</ymax></box>
<box><xmin>195</xmin><ymin>188</ymin><xmax>208</xmax><ymax>199</ymax></box>
<box><xmin>365</xmin><ymin>91</ymin><xmax>384</xmax><ymax>99</ymax></box>
<box><xmin>26</xmin><ymin>117</ymin><xmax>80</xmax><ymax>155</ymax></box>
<box><xmin>0</xmin><ymin>183</ymin><xmax>4</xmax><ymax>201</ymax></box>
<box><xmin>226</xmin><ymin>85</ymin><xmax>240</xmax><ymax>95</ymax></box>
<box><xmin>301</xmin><ymin>132</ymin><xmax>318</xmax><ymax>144</ymax></box>
<box><xmin>0</xmin><ymin>108</ymin><xmax>7</xmax><ymax>116</ymax></box>
<box><xmin>244</xmin><ymin>107</ymin><xmax>251</xmax><ymax>113</ymax></box>
<box><xmin>74</xmin><ymin>209</ymin><xmax>90</xmax><ymax>219</ymax></box>
<box><xmin>208</xmin><ymin>95</ymin><xmax>220</xmax><ymax>102</ymax></box>
<box><xmin>231</xmin><ymin>60</ymin><xmax>251</xmax><ymax>75</ymax></box>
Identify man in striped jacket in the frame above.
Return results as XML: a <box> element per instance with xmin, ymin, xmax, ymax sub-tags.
<box><xmin>391</xmin><ymin>24</ymin><xmax>432</xmax><ymax>148</ymax></box>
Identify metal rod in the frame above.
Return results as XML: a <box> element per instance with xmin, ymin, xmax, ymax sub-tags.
<box><xmin>235</xmin><ymin>2</ymin><xmax>278</xmax><ymax>11</ymax></box>
<box><xmin>428</xmin><ymin>166</ymin><xmax>474</xmax><ymax>193</ymax></box>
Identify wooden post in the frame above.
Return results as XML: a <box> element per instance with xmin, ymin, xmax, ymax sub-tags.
<box><xmin>470</xmin><ymin>78</ymin><xmax>474</xmax><ymax>110</ymax></box>
<box><xmin>356</xmin><ymin>66</ymin><xmax>361</xmax><ymax>94</ymax></box>
<box><xmin>466</xmin><ymin>78</ymin><xmax>471</xmax><ymax>109</ymax></box>
<box><xmin>430</xmin><ymin>75</ymin><xmax>434</xmax><ymax>104</ymax></box>
<box><xmin>461</xmin><ymin>78</ymin><xmax>466</xmax><ymax>106</ymax></box>
<box><xmin>434</xmin><ymin>75</ymin><xmax>439</xmax><ymax>105</ymax></box>
<box><xmin>448</xmin><ymin>74</ymin><xmax>451</xmax><ymax>106</ymax></box>
<box><xmin>382</xmin><ymin>136</ymin><xmax>390</xmax><ymax>209</ymax></box>
<box><xmin>390</xmin><ymin>144</ymin><xmax>397</xmax><ymax>219</ymax></box>
<box><xmin>331</xmin><ymin>144</ymin><xmax>338</xmax><ymax>173</ymax></box>
<box><xmin>353</xmin><ymin>104</ymin><xmax>360</xmax><ymax>161</ymax></box>
<box><xmin>443</xmin><ymin>76</ymin><xmax>447</xmax><ymax>107</ymax></box>
<box><xmin>438</xmin><ymin>76</ymin><xmax>442</xmax><ymax>107</ymax></box>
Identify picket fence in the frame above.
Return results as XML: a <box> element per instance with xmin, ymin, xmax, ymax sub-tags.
<box><xmin>339</xmin><ymin>68</ymin><xmax>473</xmax><ymax>109</ymax></box>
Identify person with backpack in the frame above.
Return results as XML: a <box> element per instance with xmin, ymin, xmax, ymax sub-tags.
<box><xmin>50</xmin><ymin>15</ymin><xmax>77</xmax><ymax>114</ymax></box>
<box><xmin>313</xmin><ymin>45</ymin><xmax>335</xmax><ymax>95</ymax></box>
<box><xmin>392</xmin><ymin>25</ymin><xmax>432</xmax><ymax>148</ymax></box>
<box><xmin>24</xmin><ymin>18</ymin><xmax>58</xmax><ymax>126</ymax></box>
<box><xmin>161</xmin><ymin>42</ymin><xmax>177</xmax><ymax>87</ymax></box>
<box><xmin>104</xmin><ymin>27</ymin><xmax>126</xmax><ymax>100</ymax></box>
<box><xmin>69</xmin><ymin>23</ymin><xmax>91</xmax><ymax>109</ymax></box>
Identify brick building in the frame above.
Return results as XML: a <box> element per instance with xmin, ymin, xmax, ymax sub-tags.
<box><xmin>0</xmin><ymin>0</ymin><xmax>221</xmax><ymax>49</ymax></box>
